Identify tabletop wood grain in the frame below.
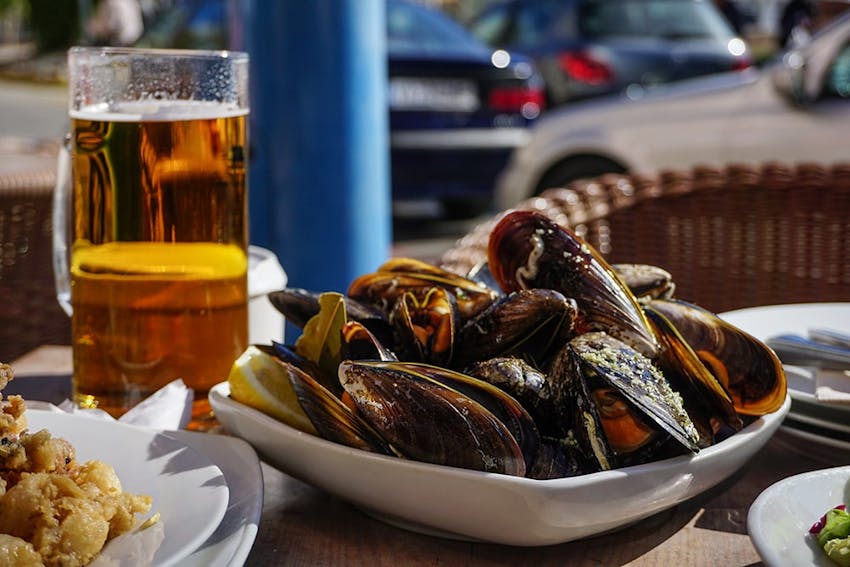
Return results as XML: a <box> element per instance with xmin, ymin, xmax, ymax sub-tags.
<box><xmin>10</xmin><ymin>346</ymin><xmax>850</xmax><ymax>566</ymax></box>
<box><xmin>246</xmin><ymin>430</ymin><xmax>849</xmax><ymax>567</ymax></box>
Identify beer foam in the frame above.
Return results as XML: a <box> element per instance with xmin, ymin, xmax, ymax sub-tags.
<box><xmin>71</xmin><ymin>100</ymin><xmax>248</xmax><ymax>122</ymax></box>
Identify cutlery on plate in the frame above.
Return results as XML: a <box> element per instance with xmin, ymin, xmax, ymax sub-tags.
<box><xmin>807</xmin><ymin>328</ymin><xmax>850</xmax><ymax>350</ymax></box>
<box><xmin>766</xmin><ymin>334</ymin><xmax>850</xmax><ymax>371</ymax></box>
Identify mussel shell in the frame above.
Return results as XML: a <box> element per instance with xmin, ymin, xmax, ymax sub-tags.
<box><xmin>389</xmin><ymin>287</ymin><xmax>456</xmax><ymax>366</ymax></box>
<box><xmin>275</xmin><ymin>354</ymin><xmax>397</xmax><ymax>456</ymax></box>
<box><xmin>570</xmin><ymin>332</ymin><xmax>701</xmax><ymax>455</ymax></box>
<box><xmin>644</xmin><ymin>305</ymin><xmax>743</xmax><ymax>446</ymax></box>
<box><xmin>487</xmin><ymin>210</ymin><xmax>658</xmax><ymax>357</ymax></box>
<box><xmin>465</xmin><ymin>356</ymin><xmax>566</xmax><ymax>438</ymax></box>
<box><xmin>268</xmin><ymin>288</ymin><xmax>318</xmax><ymax>329</ymax></box>
<box><xmin>612</xmin><ymin>264</ymin><xmax>676</xmax><ymax>302</ymax></box>
<box><xmin>406</xmin><ymin>361</ymin><xmax>540</xmax><ymax>471</ymax></box>
<box><xmin>338</xmin><ymin>360</ymin><xmax>530</xmax><ymax>476</ymax></box>
<box><xmin>590</xmin><ymin>385</ymin><xmax>663</xmax><ymax>455</ymax></box>
<box><xmin>340</xmin><ymin>321</ymin><xmax>398</xmax><ymax>362</ymax></box>
<box><xmin>647</xmin><ymin>299</ymin><xmax>787</xmax><ymax>417</ymax></box>
<box><xmin>273</xmin><ymin>342</ymin><xmax>343</xmax><ymax>399</ymax></box>
<box><xmin>527</xmin><ymin>437</ymin><xmax>585</xmax><ymax>480</ymax></box>
<box><xmin>268</xmin><ymin>287</ymin><xmax>392</xmax><ymax>343</ymax></box>
<box><xmin>548</xmin><ymin>343</ymin><xmax>616</xmax><ymax>472</ymax></box>
<box><xmin>453</xmin><ymin>289</ymin><xmax>578</xmax><ymax>368</ymax></box>
<box><xmin>347</xmin><ymin>257</ymin><xmax>500</xmax><ymax>320</ymax></box>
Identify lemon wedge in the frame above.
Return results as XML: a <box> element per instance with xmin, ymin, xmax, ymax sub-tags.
<box><xmin>228</xmin><ymin>346</ymin><xmax>318</xmax><ymax>435</ymax></box>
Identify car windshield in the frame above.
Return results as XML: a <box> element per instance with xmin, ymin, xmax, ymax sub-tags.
<box><xmin>387</xmin><ymin>0</ymin><xmax>489</xmax><ymax>57</ymax></box>
<box><xmin>577</xmin><ymin>0</ymin><xmax>734</xmax><ymax>40</ymax></box>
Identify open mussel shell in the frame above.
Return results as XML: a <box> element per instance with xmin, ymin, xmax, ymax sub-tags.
<box><xmin>389</xmin><ymin>287</ymin><xmax>456</xmax><ymax>366</ymax></box>
<box><xmin>548</xmin><ymin>343</ymin><xmax>617</xmax><ymax>473</ymax></box>
<box><xmin>569</xmin><ymin>332</ymin><xmax>701</xmax><ymax>459</ymax></box>
<box><xmin>647</xmin><ymin>299</ymin><xmax>787</xmax><ymax>417</ymax></box>
<box><xmin>347</xmin><ymin>257</ymin><xmax>500</xmax><ymax>320</ymax></box>
<box><xmin>338</xmin><ymin>360</ymin><xmax>533</xmax><ymax>476</ymax></box>
<box><xmin>453</xmin><ymin>289</ymin><xmax>578</xmax><ymax>368</ymax></box>
<box><xmin>644</xmin><ymin>306</ymin><xmax>743</xmax><ymax>446</ymax></box>
<box><xmin>487</xmin><ymin>210</ymin><xmax>658</xmax><ymax>357</ymax></box>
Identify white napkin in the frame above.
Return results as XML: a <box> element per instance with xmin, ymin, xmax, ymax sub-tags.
<box><xmin>89</xmin><ymin>519</ymin><xmax>165</xmax><ymax>567</ymax></box>
<box><xmin>815</xmin><ymin>369</ymin><xmax>850</xmax><ymax>405</ymax></box>
<box><xmin>26</xmin><ymin>379</ymin><xmax>194</xmax><ymax>430</ymax></box>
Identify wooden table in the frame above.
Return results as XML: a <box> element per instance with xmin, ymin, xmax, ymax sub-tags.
<box><xmin>10</xmin><ymin>346</ymin><xmax>850</xmax><ymax>566</ymax></box>
<box><xmin>248</xmin><ymin>430</ymin><xmax>847</xmax><ymax>566</ymax></box>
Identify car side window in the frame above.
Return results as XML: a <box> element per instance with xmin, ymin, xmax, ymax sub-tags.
<box><xmin>823</xmin><ymin>42</ymin><xmax>850</xmax><ymax>99</ymax></box>
<box><xmin>469</xmin><ymin>5</ymin><xmax>509</xmax><ymax>45</ymax></box>
<box><xmin>578</xmin><ymin>0</ymin><xmax>730</xmax><ymax>40</ymax></box>
<box><xmin>513</xmin><ymin>1</ymin><xmax>575</xmax><ymax>49</ymax></box>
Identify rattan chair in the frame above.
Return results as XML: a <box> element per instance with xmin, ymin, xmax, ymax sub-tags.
<box><xmin>440</xmin><ymin>162</ymin><xmax>850</xmax><ymax>315</ymax></box>
<box><xmin>0</xmin><ymin>137</ymin><xmax>70</xmax><ymax>363</ymax></box>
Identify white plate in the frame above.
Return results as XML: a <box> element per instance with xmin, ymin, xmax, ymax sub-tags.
<box><xmin>748</xmin><ymin>465</ymin><xmax>850</xmax><ymax>567</ymax></box>
<box><xmin>210</xmin><ymin>381</ymin><xmax>790</xmax><ymax>547</ymax></box>
<box><xmin>166</xmin><ymin>430</ymin><xmax>263</xmax><ymax>567</ymax></box>
<box><xmin>780</xmin><ymin>425</ymin><xmax>850</xmax><ymax>452</ymax></box>
<box><xmin>25</xmin><ymin>411</ymin><xmax>230</xmax><ymax>567</ymax></box>
<box><xmin>783</xmin><ymin>367</ymin><xmax>850</xmax><ymax>421</ymax></box>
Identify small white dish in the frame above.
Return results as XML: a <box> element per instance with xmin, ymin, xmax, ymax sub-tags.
<box><xmin>748</xmin><ymin>465</ymin><xmax>850</xmax><ymax>567</ymax></box>
<box><xmin>26</xmin><ymin>411</ymin><xmax>230</xmax><ymax>567</ymax></box>
<box><xmin>210</xmin><ymin>381</ymin><xmax>790</xmax><ymax>547</ymax></box>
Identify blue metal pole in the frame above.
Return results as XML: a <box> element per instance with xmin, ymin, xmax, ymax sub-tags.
<box><xmin>244</xmin><ymin>1</ymin><xmax>392</xmax><ymax>304</ymax></box>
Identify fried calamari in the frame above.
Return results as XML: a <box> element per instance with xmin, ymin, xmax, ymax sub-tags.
<box><xmin>0</xmin><ymin>363</ymin><xmax>152</xmax><ymax>566</ymax></box>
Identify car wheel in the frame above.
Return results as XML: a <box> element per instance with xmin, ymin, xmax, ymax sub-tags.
<box><xmin>535</xmin><ymin>156</ymin><xmax>627</xmax><ymax>194</ymax></box>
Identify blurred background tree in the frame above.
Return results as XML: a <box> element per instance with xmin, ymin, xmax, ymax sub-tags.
<box><xmin>28</xmin><ymin>0</ymin><xmax>80</xmax><ymax>52</ymax></box>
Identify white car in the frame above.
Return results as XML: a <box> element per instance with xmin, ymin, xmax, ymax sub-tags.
<box><xmin>494</xmin><ymin>11</ymin><xmax>850</xmax><ymax>210</ymax></box>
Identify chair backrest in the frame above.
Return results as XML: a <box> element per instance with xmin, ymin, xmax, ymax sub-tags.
<box><xmin>441</xmin><ymin>162</ymin><xmax>850</xmax><ymax>314</ymax></box>
<box><xmin>0</xmin><ymin>138</ymin><xmax>70</xmax><ymax>363</ymax></box>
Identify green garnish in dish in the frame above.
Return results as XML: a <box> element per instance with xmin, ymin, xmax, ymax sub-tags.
<box><xmin>810</xmin><ymin>504</ymin><xmax>850</xmax><ymax>566</ymax></box>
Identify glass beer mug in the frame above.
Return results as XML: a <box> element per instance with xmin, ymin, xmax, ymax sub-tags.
<box><xmin>54</xmin><ymin>47</ymin><xmax>250</xmax><ymax>429</ymax></box>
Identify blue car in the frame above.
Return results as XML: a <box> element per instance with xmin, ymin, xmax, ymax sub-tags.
<box><xmin>387</xmin><ymin>0</ymin><xmax>545</xmax><ymax>217</ymax></box>
<box><xmin>467</xmin><ymin>0</ymin><xmax>752</xmax><ymax>107</ymax></box>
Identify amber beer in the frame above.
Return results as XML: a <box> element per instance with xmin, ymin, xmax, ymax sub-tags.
<box><xmin>69</xmin><ymin>102</ymin><xmax>248</xmax><ymax>428</ymax></box>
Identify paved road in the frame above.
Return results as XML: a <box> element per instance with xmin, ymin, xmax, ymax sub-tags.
<box><xmin>0</xmin><ymin>78</ymin><xmax>68</xmax><ymax>140</ymax></box>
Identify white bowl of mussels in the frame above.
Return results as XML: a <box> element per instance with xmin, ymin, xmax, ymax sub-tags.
<box><xmin>211</xmin><ymin>380</ymin><xmax>789</xmax><ymax>546</ymax></box>
<box><xmin>211</xmin><ymin>210</ymin><xmax>791</xmax><ymax>546</ymax></box>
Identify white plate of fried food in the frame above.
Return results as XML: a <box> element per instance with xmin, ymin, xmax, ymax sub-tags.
<box><xmin>2</xmin><ymin>406</ymin><xmax>230</xmax><ymax>566</ymax></box>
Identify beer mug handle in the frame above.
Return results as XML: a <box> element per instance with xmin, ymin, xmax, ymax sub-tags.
<box><xmin>53</xmin><ymin>135</ymin><xmax>72</xmax><ymax>317</ymax></box>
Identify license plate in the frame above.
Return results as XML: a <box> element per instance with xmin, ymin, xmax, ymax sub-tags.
<box><xmin>389</xmin><ymin>78</ymin><xmax>479</xmax><ymax>112</ymax></box>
